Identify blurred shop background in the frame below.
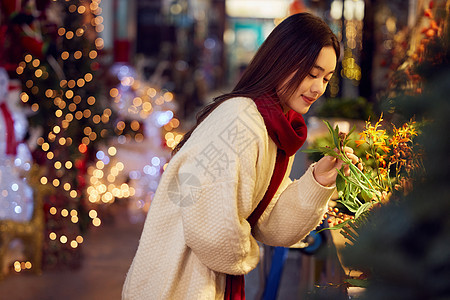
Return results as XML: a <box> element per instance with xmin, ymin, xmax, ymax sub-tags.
<box><xmin>0</xmin><ymin>0</ymin><xmax>447</xmax><ymax>299</ymax></box>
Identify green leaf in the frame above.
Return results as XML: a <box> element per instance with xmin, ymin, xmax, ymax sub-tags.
<box><xmin>324</xmin><ymin>120</ymin><xmax>340</xmax><ymax>149</ymax></box>
<box><xmin>317</xmin><ymin>219</ymin><xmax>352</xmax><ymax>232</ymax></box>
<box><xmin>337</xmin><ymin>199</ymin><xmax>359</xmax><ymax>213</ymax></box>
<box><xmin>336</xmin><ymin>173</ymin><xmax>346</xmax><ymax>194</ymax></box>
<box><xmin>345</xmin><ymin>278</ymin><xmax>369</xmax><ymax>288</ymax></box>
<box><xmin>355</xmin><ymin>202</ymin><xmax>372</xmax><ymax>219</ymax></box>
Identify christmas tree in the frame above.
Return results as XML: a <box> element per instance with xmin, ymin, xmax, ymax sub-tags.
<box><xmin>1</xmin><ymin>0</ymin><xmax>116</xmax><ymax>269</ymax></box>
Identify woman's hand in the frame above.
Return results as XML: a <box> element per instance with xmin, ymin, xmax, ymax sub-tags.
<box><xmin>313</xmin><ymin>146</ymin><xmax>360</xmax><ymax>187</ymax></box>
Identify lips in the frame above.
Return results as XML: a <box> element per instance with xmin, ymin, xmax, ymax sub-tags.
<box><xmin>301</xmin><ymin>95</ymin><xmax>316</xmax><ymax>105</ymax></box>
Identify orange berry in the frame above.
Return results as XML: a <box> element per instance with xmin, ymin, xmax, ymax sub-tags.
<box><xmin>425</xmin><ymin>29</ymin><xmax>435</xmax><ymax>38</ymax></box>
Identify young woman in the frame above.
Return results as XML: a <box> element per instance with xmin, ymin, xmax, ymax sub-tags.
<box><xmin>123</xmin><ymin>12</ymin><xmax>358</xmax><ymax>299</ymax></box>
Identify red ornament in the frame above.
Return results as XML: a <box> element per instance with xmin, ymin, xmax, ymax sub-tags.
<box><xmin>20</xmin><ymin>35</ymin><xmax>45</xmax><ymax>58</ymax></box>
<box><xmin>289</xmin><ymin>0</ymin><xmax>307</xmax><ymax>15</ymax></box>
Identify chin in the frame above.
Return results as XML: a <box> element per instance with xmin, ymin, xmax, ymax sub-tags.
<box><xmin>295</xmin><ymin>106</ymin><xmax>310</xmax><ymax>115</ymax></box>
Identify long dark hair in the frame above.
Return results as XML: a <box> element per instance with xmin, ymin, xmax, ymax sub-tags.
<box><xmin>173</xmin><ymin>12</ymin><xmax>339</xmax><ymax>155</ymax></box>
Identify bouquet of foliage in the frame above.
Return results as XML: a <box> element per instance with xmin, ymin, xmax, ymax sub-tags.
<box><xmin>305</xmin><ymin>116</ymin><xmax>424</xmax><ymax>242</ymax></box>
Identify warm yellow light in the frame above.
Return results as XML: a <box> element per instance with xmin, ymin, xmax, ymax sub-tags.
<box><xmin>82</xmin><ymin>137</ymin><xmax>90</xmax><ymax>145</ymax></box>
<box><xmin>87</xmin><ymin>96</ymin><xmax>96</xmax><ymax>105</ymax></box>
<box><xmin>20</xmin><ymin>93</ymin><xmax>29</xmax><ymax>103</ymax></box>
<box><xmin>109</xmin><ymin>88</ymin><xmax>119</xmax><ymax>98</ymax></box>
<box><xmin>76</xmin><ymin>28</ymin><xmax>85</xmax><ymax>37</ymax></box>
<box><xmin>76</xmin><ymin>236</ymin><xmax>84</xmax><ymax>243</ymax></box>
<box><xmin>78</xmin><ymin>5</ymin><xmax>86</xmax><ymax>14</ymax></box>
<box><xmin>163</xmin><ymin>92</ymin><xmax>174</xmax><ymax>102</ymax></box>
<box><xmin>75</xmin><ymin>111</ymin><xmax>83</xmax><ymax>120</ymax></box>
<box><xmin>58</xmin><ymin>28</ymin><xmax>66</xmax><ymax>36</ymax></box>
<box><xmin>16</xmin><ymin>66</ymin><xmax>24</xmax><ymax>75</ymax></box>
<box><xmin>131</xmin><ymin>120</ymin><xmax>140</xmax><ymax>131</ymax></box>
<box><xmin>89</xmin><ymin>132</ymin><xmax>97</xmax><ymax>141</ymax></box>
<box><xmin>68</xmin><ymin>80</ymin><xmax>76</xmax><ymax>88</ymax></box>
<box><xmin>25</xmin><ymin>80</ymin><xmax>33</xmax><ymax>88</ymax></box>
<box><xmin>14</xmin><ymin>261</ymin><xmax>21</xmax><ymax>272</ymax></box>
<box><xmin>70</xmin><ymin>240</ymin><xmax>78</xmax><ymax>248</ymax></box>
<box><xmin>48</xmin><ymin>132</ymin><xmax>56</xmax><ymax>142</ymax></box>
<box><xmin>71</xmin><ymin>215</ymin><xmax>79</xmax><ymax>223</ymax></box>
<box><xmin>93</xmin><ymin>169</ymin><xmax>104</xmax><ymax>179</ymax></box>
<box><xmin>65</xmin><ymin>90</ymin><xmax>74</xmax><ymax>99</ymax></box>
<box><xmin>61</xmin><ymin>51</ymin><xmax>69</xmax><ymax>60</ymax></box>
<box><xmin>135</xmin><ymin>133</ymin><xmax>144</xmax><ymax>142</ymax></box>
<box><xmin>116</xmin><ymin>121</ymin><xmax>125</xmax><ymax>131</ymax></box>
<box><xmin>107</xmin><ymin>174</ymin><xmax>115</xmax><ymax>182</ymax></box>
<box><xmin>63</xmin><ymin>183</ymin><xmax>71</xmax><ymax>191</ymax></box>
<box><xmin>70</xmin><ymin>190</ymin><xmax>78</xmax><ymax>198</ymax></box>
<box><xmin>77</xmin><ymin>78</ymin><xmax>85</xmax><ymax>87</ymax></box>
<box><xmin>108</xmin><ymin>147</ymin><xmax>117</xmax><ymax>156</ymax></box>
<box><xmin>89</xmin><ymin>210</ymin><xmax>97</xmax><ymax>219</ymax></box>
<box><xmin>69</xmin><ymin>4</ymin><xmax>77</xmax><ymax>12</ymax></box>
<box><xmin>92</xmin><ymin>217</ymin><xmax>101</xmax><ymax>227</ymax></box>
<box><xmin>24</xmin><ymin>54</ymin><xmax>32</xmax><ymax>62</ymax></box>
<box><xmin>49</xmin><ymin>207</ymin><xmax>57</xmax><ymax>215</ymax></box>
<box><xmin>89</xmin><ymin>50</ymin><xmax>98</xmax><ymax>59</ymax></box>
<box><xmin>96</xmin><ymin>161</ymin><xmax>105</xmax><ymax>170</ymax></box>
<box><xmin>55</xmin><ymin>109</ymin><xmax>63</xmax><ymax>117</ymax></box>
<box><xmin>165</xmin><ymin>132</ymin><xmax>174</xmax><ymax>140</ymax></box>
<box><xmin>93</xmin><ymin>115</ymin><xmax>101</xmax><ymax>124</ymax></box>
<box><xmin>66</xmin><ymin>31</ymin><xmax>74</xmax><ymax>39</ymax></box>
<box><xmin>61</xmin><ymin>209</ymin><xmax>69</xmax><ymax>217</ymax></box>
<box><xmin>74</xmin><ymin>51</ymin><xmax>82</xmax><ymax>59</ymax></box>
<box><xmin>83</xmin><ymin>127</ymin><xmax>92</xmax><ymax>135</ymax></box>
<box><xmin>49</xmin><ymin>232</ymin><xmax>57</xmax><ymax>240</ymax></box>
<box><xmin>83</xmin><ymin>109</ymin><xmax>92</xmax><ymax>118</ymax></box>
<box><xmin>94</xmin><ymin>38</ymin><xmax>104</xmax><ymax>49</ymax></box>
<box><xmin>85</xmin><ymin>73</ymin><xmax>93</xmax><ymax>82</ymax></box>
<box><xmin>65</xmin><ymin>161</ymin><xmax>73</xmax><ymax>169</ymax></box>
<box><xmin>131</xmin><ymin>97</ymin><xmax>142</xmax><ymax>106</ymax></box>
<box><xmin>60</xmin><ymin>235</ymin><xmax>68</xmax><ymax>244</ymax></box>
<box><xmin>32</xmin><ymin>59</ymin><xmax>40</xmax><ymax>67</ymax></box>
<box><xmin>54</xmin><ymin>161</ymin><xmax>62</xmax><ymax>169</ymax></box>
<box><xmin>35</xmin><ymin>69</ymin><xmax>43</xmax><ymax>78</ymax></box>
<box><xmin>42</xmin><ymin>143</ymin><xmax>50</xmax><ymax>151</ymax></box>
<box><xmin>45</xmin><ymin>89</ymin><xmax>53</xmax><ymax>98</ymax></box>
<box><xmin>95</xmin><ymin>24</ymin><xmax>104</xmax><ymax>33</ymax></box>
<box><xmin>60</xmin><ymin>79</ymin><xmax>67</xmax><ymax>88</ymax></box>
<box><xmin>116</xmin><ymin>162</ymin><xmax>124</xmax><ymax>171</ymax></box>
<box><xmin>47</xmin><ymin>152</ymin><xmax>54</xmax><ymax>160</ymax></box>
<box><xmin>31</xmin><ymin>103</ymin><xmax>39</xmax><ymax>112</ymax></box>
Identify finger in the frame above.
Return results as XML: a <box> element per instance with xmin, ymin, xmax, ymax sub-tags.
<box><xmin>357</xmin><ymin>162</ymin><xmax>363</xmax><ymax>171</ymax></box>
<box><xmin>343</xmin><ymin>164</ymin><xmax>350</xmax><ymax>176</ymax></box>
<box><xmin>342</xmin><ymin>146</ymin><xmax>354</xmax><ymax>154</ymax></box>
<box><xmin>346</xmin><ymin>153</ymin><xmax>359</xmax><ymax>164</ymax></box>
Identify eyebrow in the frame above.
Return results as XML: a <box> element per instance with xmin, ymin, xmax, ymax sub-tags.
<box><xmin>313</xmin><ymin>65</ymin><xmax>334</xmax><ymax>75</ymax></box>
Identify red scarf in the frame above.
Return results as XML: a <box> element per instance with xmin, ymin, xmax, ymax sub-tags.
<box><xmin>224</xmin><ymin>93</ymin><xmax>307</xmax><ymax>299</ymax></box>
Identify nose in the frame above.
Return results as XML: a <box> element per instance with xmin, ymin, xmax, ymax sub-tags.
<box><xmin>310</xmin><ymin>79</ymin><xmax>324</xmax><ymax>96</ymax></box>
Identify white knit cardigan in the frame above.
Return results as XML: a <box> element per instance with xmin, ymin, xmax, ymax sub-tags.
<box><xmin>122</xmin><ymin>97</ymin><xmax>335</xmax><ymax>299</ymax></box>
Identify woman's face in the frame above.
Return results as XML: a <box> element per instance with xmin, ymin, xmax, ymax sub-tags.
<box><xmin>278</xmin><ymin>46</ymin><xmax>337</xmax><ymax>115</ymax></box>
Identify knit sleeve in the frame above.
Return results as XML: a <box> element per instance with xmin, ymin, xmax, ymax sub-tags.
<box><xmin>177</xmin><ymin>98</ymin><xmax>270</xmax><ymax>275</ymax></box>
<box><xmin>252</xmin><ymin>163</ymin><xmax>335</xmax><ymax>247</ymax></box>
